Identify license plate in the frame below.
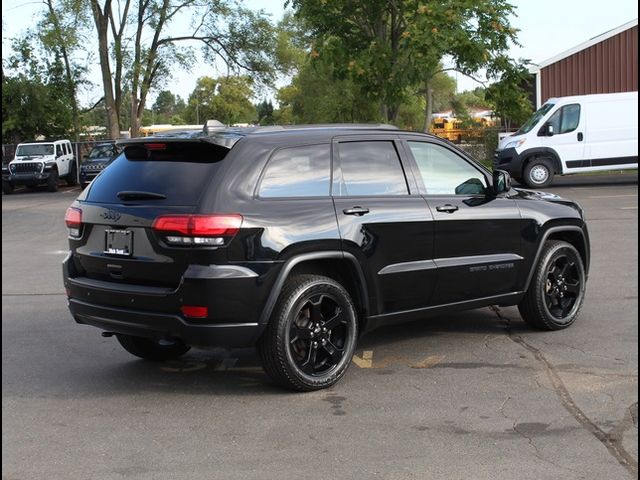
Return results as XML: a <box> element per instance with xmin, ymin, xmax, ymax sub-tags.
<box><xmin>105</xmin><ymin>229</ymin><xmax>133</xmax><ymax>256</ymax></box>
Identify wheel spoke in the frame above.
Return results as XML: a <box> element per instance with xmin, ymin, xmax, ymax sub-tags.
<box><xmin>322</xmin><ymin>339</ymin><xmax>344</xmax><ymax>363</ymax></box>
<box><xmin>559</xmin><ymin>260</ymin><xmax>574</xmax><ymax>278</ymax></box>
<box><xmin>308</xmin><ymin>296</ymin><xmax>325</xmax><ymax>323</ymax></box>
<box><xmin>566</xmin><ymin>282</ymin><xmax>580</xmax><ymax>295</ymax></box>
<box><xmin>323</xmin><ymin>308</ymin><xmax>344</xmax><ymax>329</ymax></box>
<box><xmin>560</xmin><ymin>299</ymin><xmax>573</xmax><ymax>318</ymax></box>
<box><xmin>301</xmin><ymin>344</ymin><xmax>318</xmax><ymax>373</ymax></box>
<box><xmin>289</xmin><ymin>323</ymin><xmax>312</xmax><ymax>343</ymax></box>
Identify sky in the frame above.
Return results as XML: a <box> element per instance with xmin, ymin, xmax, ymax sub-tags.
<box><xmin>2</xmin><ymin>0</ymin><xmax>638</xmax><ymax>108</ymax></box>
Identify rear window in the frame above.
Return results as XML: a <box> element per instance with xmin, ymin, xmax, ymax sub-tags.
<box><xmin>84</xmin><ymin>142</ymin><xmax>229</xmax><ymax>206</ymax></box>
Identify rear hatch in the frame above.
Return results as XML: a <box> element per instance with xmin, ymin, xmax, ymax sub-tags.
<box><xmin>69</xmin><ymin>140</ymin><xmax>233</xmax><ymax>289</ymax></box>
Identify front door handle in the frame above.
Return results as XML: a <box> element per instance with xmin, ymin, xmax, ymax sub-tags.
<box><xmin>577</xmin><ymin>132</ymin><xmax>584</xmax><ymax>141</ymax></box>
<box><xmin>436</xmin><ymin>204</ymin><xmax>459</xmax><ymax>213</ymax></box>
<box><xmin>343</xmin><ymin>206</ymin><xmax>370</xmax><ymax>216</ymax></box>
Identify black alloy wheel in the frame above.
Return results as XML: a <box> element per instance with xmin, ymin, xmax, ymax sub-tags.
<box><xmin>259</xmin><ymin>274</ymin><xmax>358</xmax><ymax>391</ymax></box>
<box><xmin>519</xmin><ymin>240</ymin><xmax>586</xmax><ymax>330</ymax></box>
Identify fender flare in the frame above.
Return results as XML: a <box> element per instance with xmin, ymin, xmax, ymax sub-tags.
<box><xmin>257</xmin><ymin>251</ymin><xmax>368</xmax><ymax>325</ymax></box>
<box><xmin>523</xmin><ymin>226</ymin><xmax>589</xmax><ymax>292</ymax></box>
<box><xmin>520</xmin><ymin>148</ymin><xmax>563</xmax><ymax>174</ymax></box>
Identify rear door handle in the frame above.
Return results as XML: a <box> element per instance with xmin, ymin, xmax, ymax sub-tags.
<box><xmin>343</xmin><ymin>206</ymin><xmax>370</xmax><ymax>216</ymax></box>
<box><xmin>436</xmin><ymin>204</ymin><xmax>459</xmax><ymax>213</ymax></box>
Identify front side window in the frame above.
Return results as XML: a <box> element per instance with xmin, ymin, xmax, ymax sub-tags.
<box><xmin>545</xmin><ymin>104</ymin><xmax>581</xmax><ymax>135</ymax></box>
<box><xmin>337</xmin><ymin>141</ymin><xmax>408</xmax><ymax>196</ymax></box>
<box><xmin>259</xmin><ymin>144</ymin><xmax>331</xmax><ymax>198</ymax></box>
<box><xmin>408</xmin><ymin>142</ymin><xmax>487</xmax><ymax>195</ymax></box>
<box><xmin>56</xmin><ymin>145</ymin><xmax>63</xmax><ymax>157</ymax></box>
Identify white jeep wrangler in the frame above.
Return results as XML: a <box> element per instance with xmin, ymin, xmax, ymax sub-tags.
<box><xmin>3</xmin><ymin>139</ymin><xmax>77</xmax><ymax>194</ymax></box>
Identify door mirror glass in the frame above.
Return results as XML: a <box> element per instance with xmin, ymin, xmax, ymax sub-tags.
<box><xmin>493</xmin><ymin>170</ymin><xmax>512</xmax><ymax>195</ymax></box>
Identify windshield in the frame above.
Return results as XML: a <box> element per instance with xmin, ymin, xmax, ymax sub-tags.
<box><xmin>87</xmin><ymin>145</ymin><xmax>116</xmax><ymax>160</ymax></box>
<box><xmin>16</xmin><ymin>144</ymin><xmax>54</xmax><ymax>157</ymax></box>
<box><xmin>515</xmin><ymin>103</ymin><xmax>555</xmax><ymax>135</ymax></box>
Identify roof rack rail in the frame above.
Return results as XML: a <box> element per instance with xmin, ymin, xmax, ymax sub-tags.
<box><xmin>253</xmin><ymin>123</ymin><xmax>399</xmax><ymax>133</ymax></box>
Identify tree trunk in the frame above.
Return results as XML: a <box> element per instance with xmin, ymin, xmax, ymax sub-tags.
<box><xmin>91</xmin><ymin>0</ymin><xmax>120</xmax><ymax>139</ymax></box>
<box><xmin>423</xmin><ymin>77</ymin><xmax>434</xmax><ymax>133</ymax></box>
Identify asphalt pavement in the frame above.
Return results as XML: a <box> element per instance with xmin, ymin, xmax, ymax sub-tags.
<box><xmin>2</xmin><ymin>173</ymin><xmax>638</xmax><ymax>480</ymax></box>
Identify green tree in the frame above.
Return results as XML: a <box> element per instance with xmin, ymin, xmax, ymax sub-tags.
<box><xmin>2</xmin><ymin>37</ymin><xmax>75</xmax><ymax>143</ymax></box>
<box><xmin>184</xmin><ymin>76</ymin><xmax>256</xmax><ymax>126</ymax></box>
<box><xmin>89</xmin><ymin>0</ymin><xmax>278</xmax><ymax>138</ymax></box>
<box><xmin>290</xmin><ymin>0</ymin><xmax>519</xmax><ymax>129</ymax></box>
<box><xmin>256</xmin><ymin>100</ymin><xmax>275</xmax><ymax>125</ymax></box>
<box><xmin>485</xmin><ymin>61</ymin><xmax>534</xmax><ymax>130</ymax></box>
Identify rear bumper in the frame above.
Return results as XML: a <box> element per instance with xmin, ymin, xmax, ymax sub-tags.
<box><xmin>68</xmin><ymin>298</ymin><xmax>263</xmax><ymax>347</ymax></box>
<box><xmin>62</xmin><ymin>253</ymin><xmax>278</xmax><ymax>347</ymax></box>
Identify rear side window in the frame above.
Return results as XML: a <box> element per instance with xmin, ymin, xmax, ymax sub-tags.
<box><xmin>259</xmin><ymin>144</ymin><xmax>331</xmax><ymax>198</ymax></box>
<box><xmin>84</xmin><ymin>142</ymin><xmax>229</xmax><ymax>206</ymax></box>
<box><xmin>337</xmin><ymin>141</ymin><xmax>408</xmax><ymax>196</ymax></box>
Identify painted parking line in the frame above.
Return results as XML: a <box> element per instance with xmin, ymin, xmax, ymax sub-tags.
<box><xmin>620</xmin><ymin>206</ymin><xmax>638</xmax><ymax>210</ymax></box>
<box><xmin>352</xmin><ymin>350</ymin><xmax>445</xmax><ymax>369</ymax></box>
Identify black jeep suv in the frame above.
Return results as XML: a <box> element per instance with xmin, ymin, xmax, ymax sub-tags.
<box><xmin>63</xmin><ymin>125</ymin><xmax>590</xmax><ymax>391</ymax></box>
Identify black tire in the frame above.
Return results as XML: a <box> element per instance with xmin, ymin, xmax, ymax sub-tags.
<box><xmin>518</xmin><ymin>240</ymin><xmax>586</xmax><ymax>330</ymax></box>
<box><xmin>46</xmin><ymin>170</ymin><xmax>59</xmax><ymax>192</ymax></box>
<box><xmin>523</xmin><ymin>158</ymin><xmax>554</xmax><ymax>188</ymax></box>
<box><xmin>116</xmin><ymin>334</ymin><xmax>190</xmax><ymax>361</ymax></box>
<box><xmin>2</xmin><ymin>181</ymin><xmax>13</xmax><ymax>195</ymax></box>
<box><xmin>66</xmin><ymin>162</ymin><xmax>77</xmax><ymax>186</ymax></box>
<box><xmin>258</xmin><ymin>274</ymin><xmax>358</xmax><ymax>392</ymax></box>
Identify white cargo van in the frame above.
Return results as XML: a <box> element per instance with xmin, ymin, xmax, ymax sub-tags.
<box><xmin>494</xmin><ymin>92</ymin><xmax>638</xmax><ymax>187</ymax></box>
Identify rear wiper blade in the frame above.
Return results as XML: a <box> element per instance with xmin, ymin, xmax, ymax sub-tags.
<box><xmin>117</xmin><ymin>191</ymin><xmax>167</xmax><ymax>200</ymax></box>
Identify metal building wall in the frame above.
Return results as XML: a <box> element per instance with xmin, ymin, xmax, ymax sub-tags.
<box><xmin>540</xmin><ymin>25</ymin><xmax>638</xmax><ymax>103</ymax></box>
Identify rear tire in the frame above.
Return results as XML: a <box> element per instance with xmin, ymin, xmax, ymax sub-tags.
<box><xmin>47</xmin><ymin>170</ymin><xmax>59</xmax><ymax>192</ymax></box>
<box><xmin>518</xmin><ymin>240</ymin><xmax>586</xmax><ymax>330</ymax></box>
<box><xmin>116</xmin><ymin>334</ymin><xmax>190</xmax><ymax>361</ymax></box>
<box><xmin>523</xmin><ymin>158</ymin><xmax>554</xmax><ymax>188</ymax></box>
<box><xmin>258</xmin><ymin>274</ymin><xmax>358</xmax><ymax>391</ymax></box>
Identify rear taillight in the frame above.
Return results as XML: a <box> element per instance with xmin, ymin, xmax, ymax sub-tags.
<box><xmin>65</xmin><ymin>207</ymin><xmax>83</xmax><ymax>238</ymax></box>
<box><xmin>181</xmin><ymin>305</ymin><xmax>209</xmax><ymax>318</ymax></box>
<box><xmin>152</xmin><ymin>214</ymin><xmax>242</xmax><ymax>246</ymax></box>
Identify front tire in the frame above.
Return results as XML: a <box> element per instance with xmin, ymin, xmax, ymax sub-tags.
<box><xmin>66</xmin><ymin>162</ymin><xmax>77</xmax><ymax>186</ymax></box>
<box><xmin>518</xmin><ymin>240</ymin><xmax>586</xmax><ymax>330</ymax></box>
<box><xmin>258</xmin><ymin>274</ymin><xmax>358</xmax><ymax>391</ymax></box>
<box><xmin>116</xmin><ymin>334</ymin><xmax>190</xmax><ymax>361</ymax></box>
<box><xmin>46</xmin><ymin>170</ymin><xmax>59</xmax><ymax>192</ymax></box>
<box><xmin>523</xmin><ymin>158</ymin><xmax>554</xmax><ymax>188</ymax></box>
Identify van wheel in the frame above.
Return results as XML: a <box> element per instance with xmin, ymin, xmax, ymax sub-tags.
<box><xmin>518</xmin><ymin>240</ymin><xmax>586</xmax><ymax>330</ymax></box>
<box><xmin>46</xmin><ymin>170</ymin><xmax>59</xmax><ymax>192</ymax></box>
<box><xmin>116</xmin><ymin>334</ymin><xmax>190</xmax><ymax>361</ymax></box>
<box><xmin>523</xmin><ymin>158</ymin><xmax>554</xmax><ymax>188</ymax></box>
<box><xmin>2</xmin><ymin>181</ymin><xmax>13</xmax><ymax>194</ymax></box>
<box><xmin>258</xmin><ymin>274</ymin><xmax>358</xmax><ymax>391</ymax></box>
<box><xmin>66</xmin><ymin>162</ymin><xmax>77</xmax><ymax>186</ymax></box>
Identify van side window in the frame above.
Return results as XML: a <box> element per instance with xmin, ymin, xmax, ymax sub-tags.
<box><xmin>546</xmin><ymin>104</ymin><xmax>581</xmax><ymax>135</ymax></box>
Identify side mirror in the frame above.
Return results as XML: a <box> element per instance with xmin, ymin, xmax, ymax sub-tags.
<box><xmin>546</xmin><ymin>123</ymin><xmax>554</xmax><ymax>136</ymax></box>
<box><xmin>493</xmin><ymin>170</ymin><xmax>512</xmax><ymax>195</ymax></box>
